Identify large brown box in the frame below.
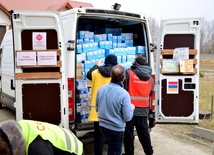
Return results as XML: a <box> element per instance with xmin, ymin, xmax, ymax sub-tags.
<box><xmin>180</xmin><ymin>59</ymin><xmax>194</xmax><ymax>73</ymax></box>
<box><xmin>76</xmin><ymin>63</ymin><xmax>92</xmax><ymax>86</ymax></box>
<box><xmin>76</xmin><ymin>63</ymin><xmax>83</xmax><ymax>80</ymax></box>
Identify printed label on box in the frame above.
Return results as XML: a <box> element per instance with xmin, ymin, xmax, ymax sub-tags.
<box><xmin>17</xmin><ymin>51</ymin><xmax>36</xmax><ymax>66</ymax></box>
<box><xmin>37</xmin><ymin>51</ymin><xmax>57</xmax><ymax>65</ymax></box>
<box><xmin>162</xmin><ymin>59</ymin><xmax>179</xmax><ymax>73</ymax></box>
<box><xmin>173</xmin><ymin>47</ymin><xmax>189</xmax><ymax>60</ymax></box>
<box><xmin>32</xmin><ymin>32</ymin><xmax>47</xmax><ymax>50</ymax></box>
<box><xmin>180</xmin><ymin>59</ymin><xmax>194</xmax><ymax>73</ymax></box>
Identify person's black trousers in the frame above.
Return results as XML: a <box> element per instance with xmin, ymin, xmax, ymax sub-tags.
<box><xmin>100</xmin><ymin>126</ymin><xmax>124</xmax><ymax>155</ymax></box>
<box><xmin>124</xmin><ymin>116</ymin><xmax>153</xmax><ymax>155</ymax></box>
<box><xmin>94</xmin><ymin>121</ymin><xmax>105</xmax><ymax>155</ymax></box>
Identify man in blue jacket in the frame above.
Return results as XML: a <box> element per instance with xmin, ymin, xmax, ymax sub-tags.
<box><xmin>96</xmin><ymin>65</ymin><xmax>135</xmax><ymax>155</ymax></box>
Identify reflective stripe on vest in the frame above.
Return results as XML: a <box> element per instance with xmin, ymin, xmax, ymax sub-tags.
<box><xmin>61</xmin><ymin>127</ymin><xmax>81</xmax><ymax>154</ymax></box>
<box><xmin>130</xmin><ymin>96</ymin><xmax>150</xmax><ymax>101</ymax></box>
<box><xmin>128</xmin><ymin>70</ymin><xmax>152</xmax><ymax>108</ymax></box>
<box><xmin>61</xmin><ymin>127</ymin><xmax>71</xmax><ymax>150</ymax></box>
<box><xmin>18</xmin><ymin>120</ymin><xmax>83</xmax><ymax>155</ymax></box>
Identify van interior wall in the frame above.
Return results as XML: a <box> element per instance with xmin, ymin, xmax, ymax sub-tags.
<box><xmin>21</xmin><ymin>29</ymin><xmax>60</xmax><ymax>73</ymax></box>
<box><xmin>18</xmin><ymin>29</ymin><xmax>61</xmax><ymax>125</ymax></box>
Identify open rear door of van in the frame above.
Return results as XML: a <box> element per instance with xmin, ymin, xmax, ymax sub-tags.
<box><xmin>11</xmin><ymin>10</ymin><xmax>69</xmax><ymax>128</ymax></box>
<box><xmin>155</xmin><ymin>18</ymin><xmax>201</xmax><ymax>124</ymax></box>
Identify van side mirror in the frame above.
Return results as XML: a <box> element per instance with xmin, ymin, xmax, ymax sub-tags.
<box><xmin>150</xmin><ymin>43</ymin><xmax>157</xmax><ymax>52</ymax></box>
<box><xmin>67</xmin><ymin>40</ymin><xmax>75</xmax><ymax>51</ymax></box>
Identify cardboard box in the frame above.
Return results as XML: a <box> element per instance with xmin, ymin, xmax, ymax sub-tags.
<box><xmin>180</xmin><ymin>59</ymin><xmax>194</xmax><ymax>73</ymax></box>
<box><xmin>86</xmin><ymin>79</ymin><xmax>92</xmax><ymax>87</ymax></box>
<box><xmin>173</xmin><ymin>47</ymin><xmax>189</xmax><ymax>60</ymax></box>
<box><xmin>76</xmin><ymin>63</ymin><xmax>83</xmax><ymax>80</ymax></box>
<box><xmin>162</xmin><ymin>59</ymin><xmax>179</xmax><ymax>73</ymax></box>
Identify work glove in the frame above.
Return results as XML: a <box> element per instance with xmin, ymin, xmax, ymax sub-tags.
<box><xmin>148</xmin><ymin>110</ymin><xmax>156</xmax><ymax>128</ymax></box>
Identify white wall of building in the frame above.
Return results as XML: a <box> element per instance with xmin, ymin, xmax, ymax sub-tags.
<box><xmin>0</xmin><ymin>10</ymin><xmax>11</xmax><ymax>29</ymax></box>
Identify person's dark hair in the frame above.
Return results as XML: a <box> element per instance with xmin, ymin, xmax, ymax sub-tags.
<box><xmin>0</xmin><ymin>130</ymin><xmax>12</xmax><ymax>155</ymax></box>
<box><xmin>111</xmin><ymin>65</ymin><xmax>125</xmax><ymax>82</ymax></box>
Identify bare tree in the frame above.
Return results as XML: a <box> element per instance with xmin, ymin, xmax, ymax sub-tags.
<box><xmin>147</xmin><ymin>16</ymin><xmax>159</xmax><ymax>45</ymax></box>
<box><xmin>200</xmin><ymin>17</ymin><xmax>214</xmax><ymax>54</ymax></box>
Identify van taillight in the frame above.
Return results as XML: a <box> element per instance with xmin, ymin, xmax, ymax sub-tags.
<box><xmin>68</xmin><ymin>78</ymin><xmax>75</xmax><ymax>123</ymax></box>
<box><xmin>150</xmin><ymin>74</ymin><xmax>155</xmax><ymax>111</ymax></box>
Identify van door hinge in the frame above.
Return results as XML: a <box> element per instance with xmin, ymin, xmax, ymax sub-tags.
<box><xmin>10</xmin><ymin>80</ymin><xmax>15</xmax><ymax>90</ymax></box>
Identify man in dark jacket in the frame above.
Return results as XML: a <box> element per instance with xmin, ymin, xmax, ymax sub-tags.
<box><xmin>86</xmin><ymin>54</ymin><xmax>118</xmax><ymax>155</ymax></box>
<box><xmin>123</xmin><ymin>54</ymin><xmax>154</xmax><ymax>155</ymax></box>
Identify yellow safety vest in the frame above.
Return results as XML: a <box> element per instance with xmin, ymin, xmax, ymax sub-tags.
<box><xmin>18</xmin><ymin>120</ymin><xmax>83</xmax><ymax>155</ymax></box>
<box><xmin>88</xmin><ymin>69</ymin><xmax>111</xmax><ymax>122</ymax></box>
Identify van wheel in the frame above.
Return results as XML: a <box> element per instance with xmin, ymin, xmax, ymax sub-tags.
<box><xmin>0</xmin><ymin>103</ymin><xmax>2</xmax><ymax>109</ymax></box>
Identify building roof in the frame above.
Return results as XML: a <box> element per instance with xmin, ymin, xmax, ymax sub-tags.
<box><xmin>0</xmin><ymin>0</ymin><xmax>93</xmax><ymax>16</ymax></box>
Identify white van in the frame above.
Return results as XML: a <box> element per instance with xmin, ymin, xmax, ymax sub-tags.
<box><xmin>155</xmin><ymin>18</ymin><xmax>201</xmax><ymax>124</ymax></box>
<box><xmin>1</xmin><ymin>11</ymin><xmax>69</xmax><ymax>129</ymax></box>
<box><xmin>0</xmin><ymin>8</ymin><xmax>200</xmax><ymax>143</ymax></box>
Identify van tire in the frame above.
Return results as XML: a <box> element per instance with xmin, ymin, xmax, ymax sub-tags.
<box><xmin>0</xmin><ymin>103</ymin><xmax>2</xmax><ymax>109</ymax></box>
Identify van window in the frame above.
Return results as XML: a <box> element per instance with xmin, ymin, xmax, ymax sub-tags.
<box><xmin>0</xmin><ymin>26</ymin><xmax>6</xmax><ymax>45</ymax></box>
<box><xmin>0</xmin><ymin>48</ymin><xmax>2</xmax><ymax>68</ymax></box>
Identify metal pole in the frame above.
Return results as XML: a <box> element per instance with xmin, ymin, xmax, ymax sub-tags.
<box><xmin>213</xmin><ymin>142</ymin><xmax>214</xmax><ymax>155</ymax></box>
<box><xmin>211</xmin><ymin>95</ymin><xmax>213</xmax><ymax>120</ymax></box>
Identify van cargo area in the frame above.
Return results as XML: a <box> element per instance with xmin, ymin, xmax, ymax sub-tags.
<box><xmin>74</xmin><ymin>14</ymin><xmax>150</xmax><ymax>129</ymax></box>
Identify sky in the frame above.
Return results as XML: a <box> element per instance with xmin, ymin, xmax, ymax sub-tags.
<box><xmin>78</xmin><ymin>0</ymin><xmax>213</xmax><ymax>22</ymax></box>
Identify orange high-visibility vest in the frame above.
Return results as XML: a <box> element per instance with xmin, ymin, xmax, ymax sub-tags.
<box><xmin>128</xmin><ymin>69</ymin><xmax>152</xmax><ymax>108</ymax></box>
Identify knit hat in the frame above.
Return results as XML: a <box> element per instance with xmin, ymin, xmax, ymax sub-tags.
<box><xmin>0</xmin><ymin>119</ymin><xmax>25</xmax><ymax>155</ymax></box>
<box><xmin>104</xmin><ymin>54</ymin><xmax>118</xmax><ymax>65</ymax></box>
<box><xmin>135</xmin><ymin>54</ymin><xmax>147</xmax><ymax>65</ymax></box>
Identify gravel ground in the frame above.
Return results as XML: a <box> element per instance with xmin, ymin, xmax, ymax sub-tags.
<box><xmin>84</xmin><ymin>124</ymin><xmax>213</xmax><ymax>155</ymax></box>
<box><xmin>0</xmin><ymin>107</ymin><xmax>213</xmax><ymax>155</ymax></box>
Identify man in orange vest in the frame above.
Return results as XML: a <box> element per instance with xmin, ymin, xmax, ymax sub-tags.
<box><xmin>123</xmin><ymin>54</ymin><xmax>154</xmax><ymax>155</ymax></box>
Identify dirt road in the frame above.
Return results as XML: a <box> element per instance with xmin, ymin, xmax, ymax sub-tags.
<box><xmin>84</xmin><ymin>124</ymin><xmax>213</xmax><ymax>155</ymax></box>
<box><xmin>0</xmin><ymin>107</ymin><xmax>213</xmax><ymax>155</ymax></box>
<box><xmin>149</xmin><ymin>125</ymin><xmax>212</xmax><ymax>155</ymax></box>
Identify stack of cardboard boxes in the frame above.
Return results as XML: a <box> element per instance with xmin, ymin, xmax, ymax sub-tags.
<box><xmin>76</xmin><ymin>28</ymin><xmax>146</xmax><ymax>79</ymax></box>
<box><xmin>75</xmin><ymin>28</ymin><xmax>147</xmax><ymax>123</ymax></box>
<box><xmin>76</xmin><ymin>80</ymin><xmax>90</xmax><ymax>124</ymax></box>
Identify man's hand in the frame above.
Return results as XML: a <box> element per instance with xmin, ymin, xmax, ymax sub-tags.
<box><xmin>96</xmin><ymin>59</ymin><xmax>102</xmax><ymax>66</ymax></box>
<box><xmin>131</xmin><ymin>103</ymin><xmax>135</xmax><ymax>110</ymax></box>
